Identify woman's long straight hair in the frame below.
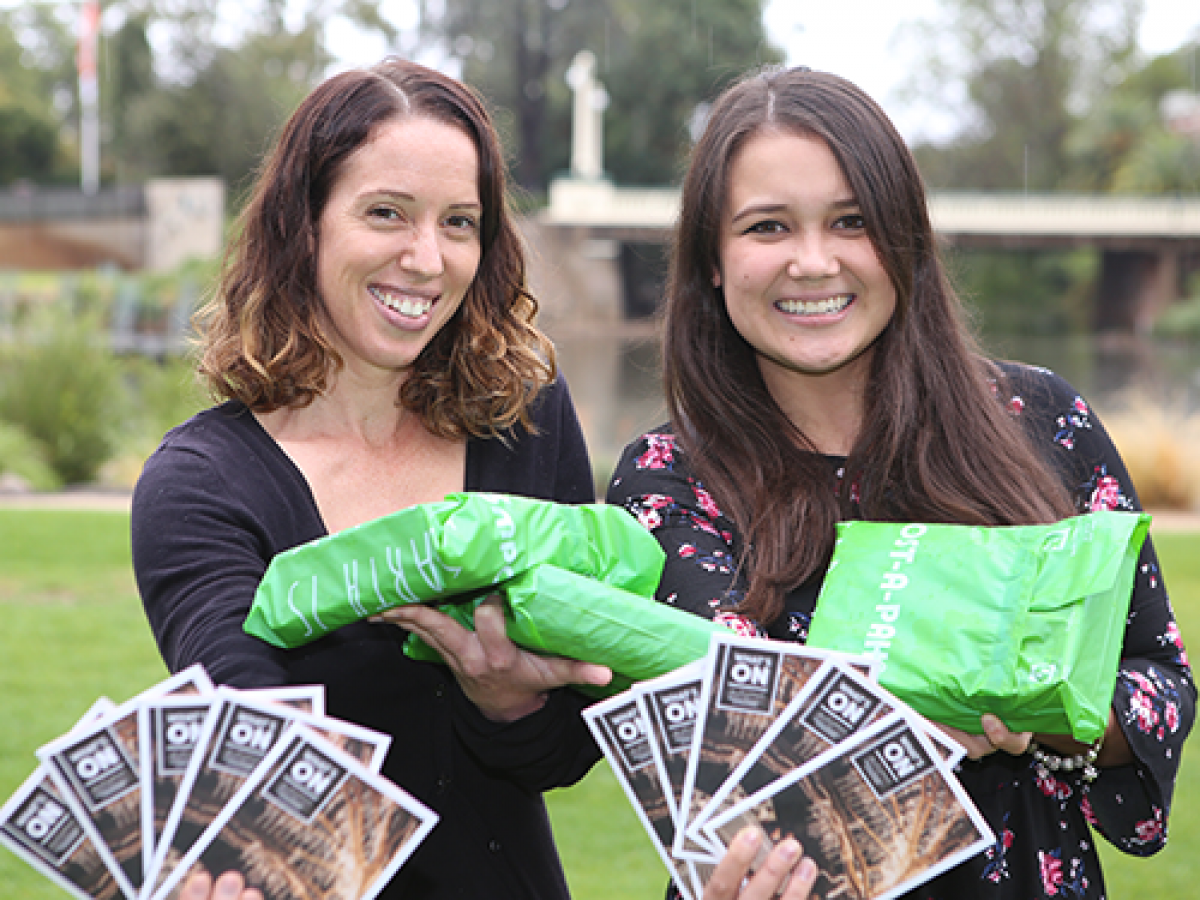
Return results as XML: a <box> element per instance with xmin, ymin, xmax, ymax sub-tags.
<box><xmin>664</xmin><ymin>67</ymin><xmax>1076</xmax><ymax>625</ymax></box>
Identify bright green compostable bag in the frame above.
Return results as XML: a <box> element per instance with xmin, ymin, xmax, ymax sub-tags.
<box><xmin>245</xmin><ymin>493</ymin><xmax>719</xmax><ymax>694</ymax></box>
<box><xmin>405</xmin><ymin>564</ymin><xmax>726</xmax><ymax>696</ymax></box>
<box><xmin>805</xmin><ymin>510</ymin><xmax>1150</xmax><ymax>742</ymax></box>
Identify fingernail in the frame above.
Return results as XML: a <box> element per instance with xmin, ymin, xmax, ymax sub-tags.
<box><xmin>796</xmin><ymin>857</ymin><xmax>818</xmax><ymax>883</ymax></box>
<box><xmin>737</xmin><ymin>827</ymin><xmax>761</xmax><ymax>849</ymax></box>
<box><xmin>778</xmin><ymin>838</ymin><xmax>800</xmax><ymax>861</ymax></box>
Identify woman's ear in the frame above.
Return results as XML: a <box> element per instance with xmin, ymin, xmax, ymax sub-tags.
<box><xmin>712</xmin><ymin>270</ymin><xmax>722</xmax><ymax>289</ymax></box>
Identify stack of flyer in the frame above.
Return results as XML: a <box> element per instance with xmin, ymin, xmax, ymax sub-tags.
<box><xmin>583</xmin><ymin>632</ymin><xmax>994</xmax><ymax>900</ymax></box>
<box><xmin>0</xmin><ymin>665</ymin><xmax>436</xmax><ymax>900</ymax></box>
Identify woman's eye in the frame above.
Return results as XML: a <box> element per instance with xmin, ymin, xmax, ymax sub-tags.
<box><xmin>745</xmin><ymin>220</ymin><xmax>786</xmax><ymax>235</ymax></box>
<box><xmin>367</xmin><ymin>205</ymin><xmax>402</xmax><ymax>221</ymax></box>
<box><xmin>445</xmin><ymin>214</ymin><xmax>479</xmax><ymax>232</ymax></box>
<box><xmin>835</xmin><ymin>213</ymin><xmax>866</xmax><ymax>231</ymax></box>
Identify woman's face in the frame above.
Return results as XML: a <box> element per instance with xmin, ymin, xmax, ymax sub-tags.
<box><xmin>716</xmin><ymin>129</ymin><xmax>896</xmax><ymax>399</ymax></box>
<box><xmin>315</xmin><ymin>115</ymin><xmax>482</xmax><ymax>380</ymax></box>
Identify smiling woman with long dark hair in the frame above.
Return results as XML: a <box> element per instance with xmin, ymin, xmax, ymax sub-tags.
<box><xmin>608</xmin><ymin>65</ymin><xmax>1194</xmax><ymax>900</ymax></box>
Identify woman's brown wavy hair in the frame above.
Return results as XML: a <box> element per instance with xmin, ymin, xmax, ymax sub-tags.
<box><xmin>664</xmin><ymin>66</ymin><xmax>1076</xmax><ymax>625</ymax></box>
<box><xmin>198</xmin><ymin>57</ymin><xmax>554</xmax><ymax>439</ymax></box>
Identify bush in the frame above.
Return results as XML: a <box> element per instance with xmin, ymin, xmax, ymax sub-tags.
<box><xmin>1101</xmin><ymin>391</ymin><xmax>1200</xmax><ymax>511</ymax></box>
<box><xmin>0</xmin><ymin>314</ymin><xmax>122</xmax><ymax>485</ymax></box>
<box><xmin>0</xmin><ymin>421</ymin><xmax>60</xmax><ymax>491</ymax></box>
<box><xmin>1153</xmin><ymin>295</ymin><xmax>1200</xmax><ymax>339</ymax></box>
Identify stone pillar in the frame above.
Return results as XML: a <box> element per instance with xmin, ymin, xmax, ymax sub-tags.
<box><xmin>1094</xmin><ymin>247</ymin><xmax>1184</xmax><ymax>334</ymax></box>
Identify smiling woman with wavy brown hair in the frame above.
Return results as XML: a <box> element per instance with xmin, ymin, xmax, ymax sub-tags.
<box><xmin>134</xmin><ymin>57</ymin><xmax>607</xmax><ymax>900</ymax></box>
<box><xmin>198</xmin><ymin>58</ymin><xmax>555</xmax><ymax>440</ymax></box>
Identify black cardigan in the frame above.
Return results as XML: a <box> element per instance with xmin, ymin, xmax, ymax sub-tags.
<box><xmin>132</xmin><ymin>379</ymin><xmax>601</xmax><ymax>900</ymax></box>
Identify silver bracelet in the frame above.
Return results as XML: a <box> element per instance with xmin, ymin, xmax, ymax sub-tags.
<box><xmin>1029</xmin><ymin>738</ymin><xmax>1102</xmax><ymax>783</ymax></box>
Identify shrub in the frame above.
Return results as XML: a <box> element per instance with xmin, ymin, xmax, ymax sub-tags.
<box><xmin>1101</xmin><ymin>391</ymin><xmax>1200</xmax><ymax>511</ymax></box>
<box><xmin>0</xmin><ymin>313</ymin><xmax>122</xmax><ymax>485</ymax></box>
<box><xmin>0</xmin><ymin>420</ymin><xmax>61</xmax><ymax>491</ymax></box>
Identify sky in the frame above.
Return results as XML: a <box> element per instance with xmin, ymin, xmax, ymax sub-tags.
<box><xmin>763</xmin><ymin>0</ymin><xmax>1200</xmax><ymax>142</ymax></box>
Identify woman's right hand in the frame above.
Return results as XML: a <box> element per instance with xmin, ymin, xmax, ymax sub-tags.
<box><xmin>181</xmin><ymin>870</ymin><xmax>263</xmax><ymax>900</ymax></box>
<box><xmin>703</xmin><ymin>826</ymin><xmax>817</xmax><ymax>900</ymax></box>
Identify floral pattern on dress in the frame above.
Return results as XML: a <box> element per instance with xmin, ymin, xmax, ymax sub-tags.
<box><xmin>1051</xmin><ymin>395</ymin><xmax>1094</xmax><ymax>450</ymax></box>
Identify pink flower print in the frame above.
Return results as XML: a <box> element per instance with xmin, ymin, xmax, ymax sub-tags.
<box><xmin>1035</xmin><ymin>769</ymin><xmax>1072</xmax><ymax>800</ymax></box>
<box><xmin>1166</xmin><ymin>701</ymin><xmax>1180</xmax><ymax>733</ymax></box>
<box><xmin>1073</xmin><ymin>397</ymin><xmax>1089</xmax><ymax>415</ymax></box>
<box><xmin>693</xmin><ymin>484</ymin><xmax>722</xmax><ymax>519</ymax></box>
<box><xmin>1166</xmin><ymin>621</ymin><xmax>1183</xmax><ymax>649</ymax></box>
<box><xmin>678</xmin><ymin>543</ymin><xmax>697</xmax><ymax>559</ymax></box>
<box><xmin>1125</xmin><ymin>669</ymin><xmax>1155</xmax><ymax>694</ymax></box>
<box><xmin>1089</xmin><ymin>475</ymin><xmax>1121</xmax><ymax>512</ymax></box>
<box><xmin>1039</xmin><ymin>850</ymin><xmax>1064</xmax><ymax>895</ymax></box>
<box><xmin>636</xmin><ymin>433</ymin><xmax>677</xmax><ymax>470</ymax></box>
<box><xmin>637</xmin><ymin>507</ymin><xmax>663</xmax><ymax>531</ymax></box>
<box><xmin>1165</xmin><ymin>621</ymin><xmax>1189</xmax><ymax>667</ymax></box>
<box><xmin>714</xmin><ymin>612</ymin><xmax>761</xmax><ymax>638</ymax></box>
<box><xmin>1009</xmin><ymin>395</ymin><xmax>1026</xmax><ymax>415</ymax></box>
<box><xmin>1130</xmin><ymin>691</ymin><xmax>1159</xmax><ymax>733</ymax></box>
<box><xmin>1134</xmin><ymin>815</ymin><xmax>1163</xmax><ymax>844</ymax></box>
<box><xmin>1081</xmin><ymin>795</ymin><xmax>1098</xmax><ymax>826</ymax></box>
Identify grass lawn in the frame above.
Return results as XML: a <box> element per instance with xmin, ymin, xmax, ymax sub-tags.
<box><xmin>0</xmin><ymin>510</ymin><xmax>1197</xmax><ymax>899</ymax></box>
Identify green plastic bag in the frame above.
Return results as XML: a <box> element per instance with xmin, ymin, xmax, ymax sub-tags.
<box><xmin>805</xmin><ymin>511</ymin><xmax>1150</xmax><ymax>742</ymax></box>
<box><xmin>245</xmin><ymin>493</ymin><xmax>667</xmax><ymax>648</ymax></box>
<box><xmin>406</xmin><ymin>565</ymin><xmax>726</xmax><ymax>697</ymax></box>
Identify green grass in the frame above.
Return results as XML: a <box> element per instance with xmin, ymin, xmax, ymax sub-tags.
<box><xmin>0</xmin><ymin>510</ymin><xmax>168</xmax><ymax>900</ymax></box>
<box><xmin>0</xmin><ymin>512</ymin><xmax>1197</xmax><ymax>899</ymax></box>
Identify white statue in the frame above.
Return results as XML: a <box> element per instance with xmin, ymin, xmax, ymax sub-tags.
<box><xmin>566</xmin><ymin>50</ymin><xmax>608</xmax><ymax>181</ymax></box>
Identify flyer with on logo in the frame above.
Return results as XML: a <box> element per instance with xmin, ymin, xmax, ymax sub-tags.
<box><xmin>35</xmin><ymin>668</ymin><xmax>214</xmax><ymax>900</ymax></box>
<box><xmin>583</xmin><ymin>688</ymin><xmax>699</xmax><ymax>900</ymax></box>
<box><xmin>684</xmin><ymin>657</ymin><xmax>895</xmax><ymax>848</ymax></box>
<box><xmin>673</xmin><ymin>633</ymin><xmax>854</xmax><ymax>862</ymax></box>
<box><xmin>144</xmin><ymin>686</ymin><xmax>390</xmax><ymax>899</ymax></box>
<box><xmin>639</xmin><ymin>661</ymin><xmax>714</xmax><ymax>900</ymax></box>
<box><xmin>152</xmin><ymin>724</ymin><xmax>436</xmax><ymax>900</ymax></box>
<box><xmin>703</xmin><ymin>712</ymin><xmax>993</xmax><ymax>900</ymax></box>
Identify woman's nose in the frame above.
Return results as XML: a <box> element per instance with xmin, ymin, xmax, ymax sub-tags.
<box><xmin>787</xmin><ymin>234</ymin><xmax>839</xmax><ymax>280</ymax></box>
<box><xmin>401</xmin><ymin>222</ymin><xmax>444</xmax><ymax>277</ymax></box>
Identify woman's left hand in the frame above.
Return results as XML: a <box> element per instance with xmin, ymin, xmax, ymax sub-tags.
<box><xmin>375</xmin><ymin>595</ymin><xmax>612</xmax><ymax>722</ymax></box>
<box><xmin>936</xmin><ymin>713</ymin><xmax>1032</xmax><ymax>760</ymax></box>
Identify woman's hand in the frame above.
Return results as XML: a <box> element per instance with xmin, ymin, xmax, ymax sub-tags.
<box><xmin>181</xmin><ymin>870</ymin><xmax>263</xmax><ymax>900</ymax></box>
<box><xmin>703</xmin><ymin>826</ymin><xmax>817</xmax><ymax>900</ymax></box>
<box><xmin>1034</xmin><ymin>708</ymin><xmax>1132</xmax><ymax>768</ymax></box>
<box><xmin>375</xmin><ymin>595</ymin><xmax>612</xmax><ymax>722</ymax></box>
<box><xmin>936</xmin><ymin>713</ymin><xmax>1032</xmax><ymax>760</ymax></box>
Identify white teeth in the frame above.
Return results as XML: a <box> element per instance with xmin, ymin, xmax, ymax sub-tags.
<box><xmin>777</xmin><ymin>294</ymin><xmax>853</xmax><ymax>315</ymax></box>
<box><xmin>370</xmin><ymin>286</ymin><xmax>433</xmax><ymax>318</ymax></box>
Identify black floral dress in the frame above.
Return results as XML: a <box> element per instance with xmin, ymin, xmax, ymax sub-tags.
<box><xmin>605</xmin><ymin>363</ymin><xmax>1194</xmax><ymax>900</ymax></box>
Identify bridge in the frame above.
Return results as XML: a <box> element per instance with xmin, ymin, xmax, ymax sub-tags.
<box><xmin>0</xmin><ymin>179</ymin><xmax>225</xmax><ymax>272</ymax></box>
<box><xmin>531</xmin><ymin>179</ymin><xmax>1200</xmax><ymax>333</ymax></box>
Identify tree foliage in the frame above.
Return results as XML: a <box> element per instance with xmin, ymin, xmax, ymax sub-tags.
<box><xmin>903</xmin><ymin>0</ymin><xmax>1144</xmax><ymax>191</ymax></box>
<box><xmin>0</xmin><ymin>0</ymin><xmax>389</xmax><ymax>196</ymax></box>
<box><xmin>417</xmin><ymin>0</ymin><xmax>782</xmax><ymax>191</ymax></box>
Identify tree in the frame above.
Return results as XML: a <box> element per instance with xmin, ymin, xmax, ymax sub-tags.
<box><xmin>1068</xmin><ymin>40</ymin><xmax>1200</xmax><ymax>193</ymax></box>
<box><xmin>901</xmin><ymin>0</ymin><xmax>1143</xmax><ymax>191</ymax></box>
<box><xmin>0</xmin><ymin>5</ymin><xmax>77</xmax><ymax>185</ymax></box>
<box><xmin>416</xmin><ymin>0</ymin><xmax>782</xmax><ymax>191</ymax></box>
<box><xmin>0</xmin><ymin>0</ymin><xmax>396</xmax><ymax>196</ymax></box>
